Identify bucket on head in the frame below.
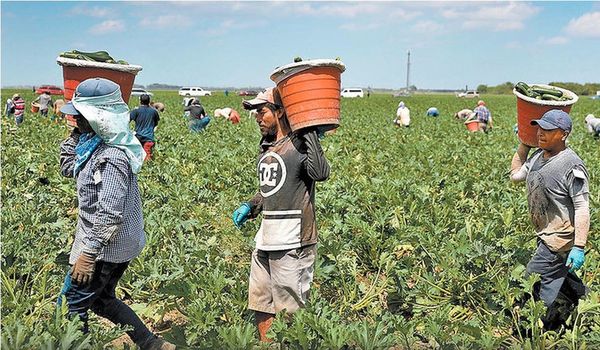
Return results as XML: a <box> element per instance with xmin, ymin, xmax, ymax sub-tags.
<box><xmin>464</xmin><ymin>120</ymin><xmax>480</xmax><ymax>132</ymax></box>
<box><xmin>513</xmin><ymin>84</ymin><xmax>578</xmax><ymax>147</ymax></box>
<box><xmin>56</xmin><ymin>57</ymin><xmax>142</xmax><ymax>103</ymax></box>
<box><xmin>270</xmin><ymin>59</ymin><xmax>346</xmax><ymax>132</ymax></box>
<box><xmin>31</xmin><ymin>102</ymin><xmax>40</xmax><ymax>113</ymax></box>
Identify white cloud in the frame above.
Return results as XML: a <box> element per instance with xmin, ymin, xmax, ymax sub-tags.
<box><xmin>89</xmin><ymin>20</ymin><xmax>125</xmax><ymax>35</ymax></box>
<box><xmin>412</xmin><ymin>20</ymin><xmax>442</xmax><ymax>33</ymax></box>
<box><xmin>565</xmin><ymin>11</ymin><xmax>600</xmax><ymax>38</ymax></box>
<box><xmin>539</xmin><ymin>36</ymin><xmax>569</xmax><ymax>45</ymax></box>
<box><xmin>140</xmin><ymin>14</ymin><xmax>192</xmax><ymax>29</ymax></box>
<box><xmin>339</xmin><ymin>22</ymin><xmax>382</xmax><ymax>31</ymax></box>
<box><xmin>70</xmin><ymin>5</ymin><xmax>111</xmax><ymax>18</ymax></box>
<box><xmin>443</xmin><ymin>2</ymin><xmax>540</xmax><ymax>31</ymax></box>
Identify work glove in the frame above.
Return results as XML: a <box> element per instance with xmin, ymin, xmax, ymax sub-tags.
<box><xmin>565</xmin><ymin>247</ymin><xmax>585</xmax><ymax>273</ymax></box>
<box><xmin>70</xmin><ymin>252</ymin><xmax>96</xmax><ymax>285</ymax></box>
<box><xmin>233</xmin><ymin>203</ymin><xmax>251</xmax><ymax>228</ymax></box>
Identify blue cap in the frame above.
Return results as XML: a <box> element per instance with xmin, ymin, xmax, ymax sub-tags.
<box><xmin>74</xmin><ymin>78</ymin><xmax>119</xmax><ymax>98</ymax></box>
<box><xmin>531</xmin><ymin>109</ymin><xmax>572</xmax><ymax>132</ymax></box>
<box><xmin>60</xmin><ymin>102</ymin><xmax>81</xmax><ymax>116</ymax></box>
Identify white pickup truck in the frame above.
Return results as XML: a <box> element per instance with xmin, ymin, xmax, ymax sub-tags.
<box><xmin>178</xmin><ymin>87</ymin><xmax>212</xmax><ymax>97</ymax></box>
<box><xmin>457</xmin><ymin>91</ymin><xmax>479</xmax><ymax>98</ymax></box>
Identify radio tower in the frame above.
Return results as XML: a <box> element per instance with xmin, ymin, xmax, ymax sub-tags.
<box><xmin>406</xmin><ymin>50</ymin><xmax>411</xmax><ymax>91</ymax></box>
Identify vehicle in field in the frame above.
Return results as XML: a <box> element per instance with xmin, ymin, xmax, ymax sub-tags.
<box><xmin>591</xmin><ymin>95</ymin><xmax>600</xmax><ymax>100</ymax></box>
<box><xmin>130</xmin><ymin>88</ymin><xmax>153</xmax><ymax>96</ymax></box>
<box><xmin>35</xmin><ymin>85</ymin><xmax>64</xmax><ymax>95</ymax></box>
<box><xmin>458</xmin><ymin>90</ymin><xmax>479</xmax><ymax>98</ymax></box>
<box><xmin>238</xmin><ymin>90</ymin><xmax>259</xmax><ymax>96</ymax></box>
<box><xmin>178</xmin><ymin>87</ymin><xmax>212</xmax><ymax>97</ymax></box>
<box><xmin>341</xmin><ymin>88</ymin><xmax>364</xmax><ymax>98</ymax></box>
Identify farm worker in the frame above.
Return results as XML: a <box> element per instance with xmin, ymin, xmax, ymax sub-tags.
<box><xmin>233</xmin><ymin>87</ymin><xmax>330</xmax><ymax>342</ymax></box>
<box><xmin>56</xmin><ymin>78</ymin><xmax>175</xmax><ymax>350</ymax></box>
<box><xmin>53</xmin><ymin>99</ymin><xmax>65</xmax><ymax>121</ymax></box>
<box><xmin>130</xmin><ymin>94</ymin><xmax>160</xmax><ymax>161</ymax></box>
<box><xmin>394</xmin><ymin>101</ymin><xmax>410</xmax><ymax>127</ymax></box>
<box><xmin>214</xmin><ymin>107</ymin><xmax>241</xmax><ymax>124</ymax></box>
<box><xmin>473</xmin><ymin>100</ymin><xmax>492</xmax><ymax>132</ymax></box>
<box><xmin>12</xmin><ymin>94</ymin><xmax>25</xmax><ymax>126</ymax></box>
<box><xmin>426</xmin><ymin>107</ymin><xmax>439</xmax><ymax>117</ymax></box>
<box><xmin>454</xmin><ymin>108</ymin><xmax>474</xmax><ymax>120</ymax></box>
<box><xmin>33</xmin><ymin>91</ymin><xmax>53</xmax><ymax>117</ymax></box>
<box><xmin>509</xmin><ymin>110</ymin><xmax>590</xmax><ymax>330</ymax></box>
<box><xmin>584</xmin><ymin>114</ymin><xmax>600</xmax><ymax>138</ymax></box>
<box><xmin>150</xmin><ymin>101</ymin><xmax>165</xmax><ymax>112</ymax></box>
<box><xmin>4</xmin><ymin>97</ymin><xmax>15</xmax><ymax>118</ymax></box>
<box><xmin>185</xmin><ymin>98</ymin><xmax>211</xmax><ymax>132</ymax></box>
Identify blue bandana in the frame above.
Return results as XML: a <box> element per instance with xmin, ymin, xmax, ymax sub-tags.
<box><xmin>73</xmin><ymin>133</ymin><xmax>103</xmax><ymax>177</ymax></box>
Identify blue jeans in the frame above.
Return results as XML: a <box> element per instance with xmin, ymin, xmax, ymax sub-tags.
<box><xmin>189</xmin><ymin>116</ymin><xmax>211</xmax><ymax>132</ymax></box>
<box><xmin>57</xmin><ymin>261</ymin><xmax>154</xmax><ymax>346</ymax></box>
<box><xmin>15</xmin><ymin>115</ymin><xmax>23</xmax><ymax>125</ymax></box>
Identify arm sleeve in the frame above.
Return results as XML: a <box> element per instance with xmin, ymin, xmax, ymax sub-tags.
<box><xmin>301</xmin><ymin>130</ymin><xmax>330</xmax><ymax>181</ymax></box>
<box><xmin>569</xmin><ymin>166</ymin><xmax>590</xmax><ymax>247</ymax></box>
<box><xmin>247</xmin><ymin>192</ymin><xmax>263</xmax><ymax>219</ymax></box>
<box><xmin>59</xmin><ymin>132</ymin><xmax>80</xmax><ymax>178</ymax></box>
<box><xmin>81</xmin><ymin>155</ymin><xmax>130</xmax><ymax>256</ymax></box>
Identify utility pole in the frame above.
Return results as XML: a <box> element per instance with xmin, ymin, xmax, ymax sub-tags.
<box><xmin>406</xmin><ymin>50</ymin><xmax>411</xmax><ymax>90</ymax></box>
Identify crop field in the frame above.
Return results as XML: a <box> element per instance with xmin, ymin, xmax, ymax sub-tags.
<box><xmin>1</xmin><ymin>90</ymin><xmax>599</xmax><ymax>349</ymax></box>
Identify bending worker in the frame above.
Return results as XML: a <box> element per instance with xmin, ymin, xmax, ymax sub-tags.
<box><xmin>509</xmin><ymin>110</ymin><xmax>590</xmax><ymax>330</ymax></box>
<box><xmin>130</xmin><ymin>94</ymin><xmax>160</xmax><ymax>160</ymax></box>
<box><xmin>474</xmin><ymin>100</ymin><xmax>492</xmax><ymax>132</ymax></box>
<box><xmin>394</xmin><ymin>101</ymin><xmax>410</xmax><ymax>127</ymax></box>
<box><xmin>232</xmin><ymin>88</ymin><xmax>330</xmax><ymax>342</ymax></box>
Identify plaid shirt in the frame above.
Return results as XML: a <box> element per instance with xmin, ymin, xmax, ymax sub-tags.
<box><xmin>474</xmin><ymin>106</ymin><xmax>491</xmax><ymax>123</ymax></box>
<box><xmin>60</xmin><ymin>133</ymin><xmax>145</xmax><ymax>264</ymax></box>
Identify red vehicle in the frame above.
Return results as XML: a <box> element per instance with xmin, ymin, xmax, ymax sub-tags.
<box><xmin>238</xmin><ymin>90</ymin><xmax>259</xmax><ymax>96</ymax></box>
<box><xmin>35</xmin><ymin>85</ymin><xmax>64</xmax><ymax>95</ymax></box>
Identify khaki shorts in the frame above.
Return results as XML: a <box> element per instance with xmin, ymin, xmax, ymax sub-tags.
<box><xmin>248</xmin><ymin>244</ymin><xmax>316</xmax><ymax>314</ymax></box>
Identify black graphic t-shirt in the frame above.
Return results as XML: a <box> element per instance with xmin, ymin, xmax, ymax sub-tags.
<box><xmin>248</xmin><ymin>131</ymin><xmax>330</xmax><ymax>251</ymax></box>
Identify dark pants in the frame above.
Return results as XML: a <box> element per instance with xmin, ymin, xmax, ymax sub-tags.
<box><xmin>526</xmin><ymin>241</ymin><xmax>587</xmax><ymax>330</ymax></box>
<box><xmin>57</xmin><ymin>261</ymin><xmax>154</xmax><ymax>346</ymax></box>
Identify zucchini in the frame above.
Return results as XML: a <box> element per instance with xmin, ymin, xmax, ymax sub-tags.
<box><xmin>541</xmin><ymin>94</ymin><xmax>562</xmax><ymax>101</ymax></box>
<box><xmin>531</xmin><ymin>85</ymin><xmax>563</xmax><ymax>97</ymax></box>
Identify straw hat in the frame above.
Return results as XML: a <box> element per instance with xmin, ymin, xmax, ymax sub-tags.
<box><xmin>12</xmin><ymin>93</ymin><xmax>20</xmax><ymax>100</ymax></box>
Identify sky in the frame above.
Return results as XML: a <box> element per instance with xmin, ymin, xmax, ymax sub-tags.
<box><xmin>2</xmin><ymin>1</ymin><xmax>600</xmax><ymax>90</ymax></box>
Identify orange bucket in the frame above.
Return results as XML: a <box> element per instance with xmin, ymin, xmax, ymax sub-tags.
<box><xmin>513</xmin><ymin>84</ymin><xmax>578</xmax><ymax>147</ymax></box>
<box><xmin>31</xmin><ymin>102</ymin><xmax>40</xmax><ymax>113</ymax></box>
<box><xmin>56</xmin><ymin>57</ymin><xmax>142</xmax><ymax>103</ymax></box>
<box><xmin>270</xmin><ymin>59</ymin><xmax>345</xmax><ymax>132</ymax></box>
<box><xmin>464</xmin><ymin>120</ymin><xmax>480</xmax><ymax>132</ymax></box>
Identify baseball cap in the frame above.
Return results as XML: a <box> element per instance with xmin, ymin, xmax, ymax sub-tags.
<box><xmin>60</xmin><ymin>102</ymin><xmax>81</xmax><ymax>116</ymax></box>
<box><xmin>74</xmin><ymin>78</ymin><xmax>119</xmax><ymax>98</ymax></box>
<box><xmin>242</xmin><ymin>87</ymin><xmax>278</xmax><ymax>110</ymax></box>
<box><xmin>477</xmin><ymin>100</ymin><xmax>485</xmax><ymax>106</ymax></box>
<box><xmin>531</xmin><ymin>109</ymin><xmax>572</xmax><ymax>132</ymax></box>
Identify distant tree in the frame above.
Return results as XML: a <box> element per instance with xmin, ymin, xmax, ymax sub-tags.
<box><xmin>409</xmin><ymin>85</ymin><xmax>417</xmax><ymax>91</ymax></box>
<box><xmin>477</xmin><ymin>84</ymin><xmax>488</xmax><ymax>93</ymax></box>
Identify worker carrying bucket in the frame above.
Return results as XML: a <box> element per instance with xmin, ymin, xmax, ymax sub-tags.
<box><xmin>232</xmin><ymin>57</ymin><xmax>342</xmax><ymax>343</ymax></box>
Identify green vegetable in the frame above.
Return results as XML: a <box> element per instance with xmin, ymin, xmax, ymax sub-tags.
<box><xmin>531</xmin><ymin>85</ymin><xmax>563</xmax><ymax>98</ymax></box>
<box><xmin>541</xmin><ymin>93</ymin><xmax>562</xmax><ymax>101</ymax></box>
<box><xmin>294</xmin><ymin>57</ymin><xmax>303</xmax><ymax>63</ymax></box>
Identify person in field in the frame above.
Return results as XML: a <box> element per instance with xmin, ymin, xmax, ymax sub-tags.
<box><xmin>185</xmin><ymin>98</ymin><xmax>211</xmax><ymax>132</ymax></box>
<box><xmin>5</xmin><ymin>97</ymin><xmax>15</xmax><ymax>119</ymax></box>
<box><xmin>510</xmin><ymin>110</ymin><xmax>590</xmax><ymax>331</ymax></box>
<box><xmin>232</xmin><ymin>87</ymin><xmax>330</xmax><ymax>342</ymax></box>
<box><xmin>57</xmin><ymin>78</ymin><xmax>174</xmax><ymax>350</ymax></box>
<box><xmin>473</xmin><ymin>100</ymin><xmax>492</xmax><ymax>132</ymax></box>
<box><xmin>33</xmin><ymin>91</ymin><xmax>53</xmax><ymax>117</ymax></box>
<box><xmin>394</xmin><ymin>101</ymin><xmax>410</xmax><ymax>127</ymax></box>
<box><xmin>53</xmin><ymin>99</ymin><xmax>66</xmax><ymax>121</ymax></box>
<box><xmin>12</xmin><ymin>94</ymin><xmax>25</xmax><ymax>126</ymax></box>
<box><xmin>584</xmin><ymin>114</ymin><xmax>600</xmax><ymax>138</ymax></box>
<box><xmin>214</xmin><ymin>107</ymin><xmax>241</xmax><ymax>124</ymax></box>
<box><xmin>454</xmin><ymin>108</ymin><xmax>474</xmax><ymax>120</ymax></box>
<box><xmin>130</xmin><ymin>94</ymin><xmax>160</xmax><ymax>160</ymax></box>
<box><xmin>426</xmin><ymin>107</ymin><xmax>439</xmax><ymax>117</ymax></box>
<box><xmin>150</xmin><ymin>101</ymin><xmax>165</xmax><ymax>112</ymax></box>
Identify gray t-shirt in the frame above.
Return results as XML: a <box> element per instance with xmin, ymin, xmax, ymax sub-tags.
<box><xmin>36</xmin><ymin>94</ymin><xmax>53</xmax><ymax>110</ymax></box>
<box><xmin>524</xmin><ymin>148</ymin><xmax>589</xmax><ymax>252</ymax></box>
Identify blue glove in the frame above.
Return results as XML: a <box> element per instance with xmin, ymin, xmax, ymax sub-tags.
<box><xmin>566</xmin><ymin>247</ymin><xmax>585</xmax><ymax>272</ymax></box>
<box><xmin>232</xmin><ymin>203</ymin><xmax>251</xmax><ymax>228</ymax></box>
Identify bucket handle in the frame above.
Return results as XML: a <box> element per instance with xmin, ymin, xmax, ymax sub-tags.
<box><xmin>271</xmin><ymin>66</ymin><xmax>313</xmax><ymax>84</ymax></box>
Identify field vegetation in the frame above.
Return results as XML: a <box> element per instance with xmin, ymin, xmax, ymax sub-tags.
<box><xmin>1</xmin><ymin>89</ymin><xmax>598</xmax><ymax>349</ymax></box>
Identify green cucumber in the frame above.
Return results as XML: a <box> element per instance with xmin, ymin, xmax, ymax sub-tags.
<box><xmin>541</xmin><ymin>94</ymin><xmax>562</xmax><ymax>101</ymax></box>
<box><xmin>531</xmin><ymin>86</ymin><xmax>563</xmax><ymax>97</ymax></box>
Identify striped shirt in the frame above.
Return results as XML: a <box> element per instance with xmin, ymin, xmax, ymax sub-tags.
<box><xmin>60</xmin><ymin>133</ymin><xmax>146</xmax><ymax>264</ymax></box>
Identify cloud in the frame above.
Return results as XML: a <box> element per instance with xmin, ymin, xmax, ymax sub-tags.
<box><xmin>70</xmin><ymin>5</ymin><xmax>111</xmax><ymax>18</ymax></box>
<box><xmin>339</xmin><ymin>22</ymin><xmax>382</xmax><ymax>31</ymax></box>
<box><xmin>89</xmin><ymin>20</ymin><xmax>125</xmax><ymax>35</ymax></box>
<box><xmin>539</xmin><ymin>36</ymin><xmax>569</xmax><ymax>45</ymax></box>
<box><xmin>140</xmin><ymin>14</ymin><xmax>192</xmax><ymax>29</ymax></box>
<box><xmin>199</xmin><ymin>19</ymin><xmax>267</xmax><ymax>37</ymax></box>
<box><xmin>412</xmin><ymin>20</ymin><xmax>442</xmax><ymax>33</ymax></box>
<box><xmin>565</xmin><ymin>11</ymin><xmax>600</xmax><ymax>38</ymax></box>
<box><xmin>443</xmin><ymin>2</ymin><xmax>540</xmax><ymax>31</ymax></box>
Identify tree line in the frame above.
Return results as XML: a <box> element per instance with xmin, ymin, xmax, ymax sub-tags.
<box><xmin>477</xmin><ymin>82</ymin><xmax>600</xmax><ymax>96</ymax></box>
